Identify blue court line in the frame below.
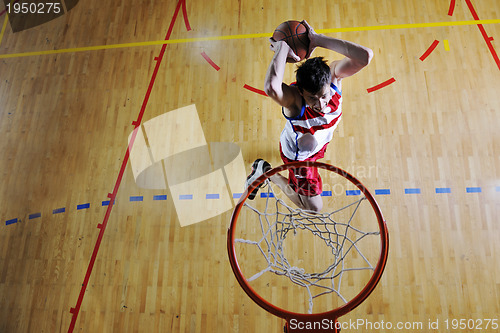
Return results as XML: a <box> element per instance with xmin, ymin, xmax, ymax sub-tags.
<box><xmin>53</xmin><ymin>207</ymin><xmax>66</xmax><ymax>214</ymax></box>
<box><xmin>29</xmin><ymin>212</ymin><xmax>41</xmax><ymax>220</ymax></box>
<box><xmin>405</xmin><ymin>188</ymin><xmax>421</xmax><ymax>194</ymax></box>
<box><xmin>4</xmin><ymin>185</ymin><xmax>499</xmax><ymax>227</ymax></box>
<box><xmin>346</xmin><ymin>190</ymin><xmax>361</xmax><ymax>196</ymax></box>
<box><xmin>6</xmin><ymin>218</ymin><xmax>18</xmax><ymax>225</ymax></box>
<box><xmin>375</xmin><ymin>189</ymin><xmax>391</xmax><ymax>195</ymax></box>
<box><xmin>77</xmin><ymin>203</ymin><xmax>90</xmax><ymax>210</ymax></box>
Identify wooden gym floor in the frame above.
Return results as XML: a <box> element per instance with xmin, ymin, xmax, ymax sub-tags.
<box><xmin>0</xmin><ymin>0</ymin><xmax>499</xmax><ymax>332</ymax></box>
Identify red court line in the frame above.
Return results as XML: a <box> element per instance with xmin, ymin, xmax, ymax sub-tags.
<box><xmin>201</xmin><ymin>51</ymin><xmax>220</xmax><ymax>71</ymax></box>
<box><xmin>419</xmin><ymin>40</ymin><xmax>440</xmax><ymax>61</ymax></box>
<box><xmin>181</xmin><ymin>0</ymin><xmax>191</xmax><ymax>31</ymax></box>
<box><xmin>464</xmin><ymin>0</ymin><xmax>500</xmax><ymax>71</ymax></box>
<box><xmin>448</xmin><ymin>0</ymin><xmax>456</xmax><ymax>16</ymax></box>
<box><xmin>243</xmin><ymin>84</ymin><xmax>268</xmax><ymax>96</ymax></box>
<box><xmin>366</xmin><ymin>77</ymin><xmax>396</xmax><ymax>93</ymax></box>
<box><xmin>67</xmin><ymin>1</ymin><xmax>187</xmax><ymax>332</ymax></box>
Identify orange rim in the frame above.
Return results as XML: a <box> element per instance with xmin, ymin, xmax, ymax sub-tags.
<box><xmin>227</xmin><ymin>161</ymin><xmax>389</xmax><ymax>324</ymax></box>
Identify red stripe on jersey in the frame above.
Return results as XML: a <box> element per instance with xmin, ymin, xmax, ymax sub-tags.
<box><xmin>290</xmin><ymin>93</ymin><xmax>342</xmax><ymax>135</ymax></box>
<box><xmin>292</xmin><ymin>112</ymin><xmax>342</xmax><ymax>135</ymax></box>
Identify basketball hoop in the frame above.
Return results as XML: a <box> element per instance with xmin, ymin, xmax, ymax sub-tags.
<box><xmin>227</xmin><ymin>161</ymin><xmax>389</xmax><ymax>332</ymax></box>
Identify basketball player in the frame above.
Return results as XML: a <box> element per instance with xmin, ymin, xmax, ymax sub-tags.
<box><xmin>245</xmin><ymin>21</ymin><xmax>373</xmax><ymax>212</ymax></box>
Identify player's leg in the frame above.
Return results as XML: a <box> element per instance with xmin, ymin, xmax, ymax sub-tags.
<box><xmin>269</xmin><ymin>166</ymin><xmax>323</xmax><ymax>212</ymax></box>
<box><xmin>268</xmin><ymin>173</ymin><xmax>305</xmax><ymax>208</ymax></box>
<box><xmin>290</xmin><ymin>162</ymin><xmax>323</xmax><ymax>212</ymax></box>
<box><xmin>245</xmin><ymin>159</ymin><xmax>271</xmax><ymax>200</ymax></box>
<box><xmin>298</xmin><ymin>193</ymin><xmax>323</xmax><ymax>212</ymax></box>
<box><xmin>245</xmin><ymin>159</ymin><xmax>304</xmax><ymax>205</ymax></box>
<box><xmin>245</xmin><ymin>157</ymin><xmax>324</xmax><ymax>212</ymax></box>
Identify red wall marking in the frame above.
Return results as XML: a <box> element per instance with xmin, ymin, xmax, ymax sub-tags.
<box><xmin>448</xmin><ymin>0</ymin><xmax>456</xmax><ymax>16</ymax></box>
<box><xmin>243</xmin><ymin>84</ymin><xmax>268</xmax><ymax>96</ymax></box>
<box><xmin>67</xmin><ymin>1</ymin><xmax>189</xmax><ymax>332</ymax></box>
<box><xmin>419</xmin><ymin>40</ymin><xmax>440</xmax><ymax>61</ymax></box>
<box><xmin>201</xmin><ymin>51</ymin><xmax>220</xmax><ymax>71</ymax></box>
<box><xmin>366</xmin><ymin>77</ymin><xmax>396</xmax><ymax>93</ymax></box>
<box><xmin>464</xmin><ymin>0</ymin><xmax>500</xmax><ymax>71</ymax></box>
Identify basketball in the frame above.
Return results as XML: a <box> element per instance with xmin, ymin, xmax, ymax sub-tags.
<box><xmin>272</xmin><ymin>20</ymin><xmax>310</xmax><ymax>62</ymax></box>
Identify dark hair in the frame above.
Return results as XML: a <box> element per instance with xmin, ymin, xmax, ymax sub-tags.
<box><xmin>295</xmin><ymin>57</ymin><xmax>331</xmax><ymax>94</ymax></box>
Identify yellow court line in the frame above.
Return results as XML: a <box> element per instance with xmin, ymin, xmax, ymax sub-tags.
<box><xmin>0</xmin><ymin>19</ymin><xmax>499</xmax><ymax>59</ymax></box>
<box><xmin>0</xmin><ymin>13</ymin><xmax>8</xmax><ymax>47</ymax></box>
<box><xmin>319</xmin><ymin>19</ymin><xmax>500</xmax><ymax>33</ymax></box>
<box><xmin>0</xmin><ymin>0</ymin><xmax>14</xmax><ymax>47</ymax></box>
<box><xmin>443</xmin><ymin>39</ymin><xmax>450</xmax><ymax>51</ymax></box>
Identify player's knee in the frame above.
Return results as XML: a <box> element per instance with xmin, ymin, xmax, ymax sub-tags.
<box><xmin>311</xmin><ymin>202</ymin><xmax>322</xmax><ymax>213</ymax></box>
<box><xmin>307</xmin><ymin>198</ymin><xmax>323</xmax><ymax>213</ymax></box>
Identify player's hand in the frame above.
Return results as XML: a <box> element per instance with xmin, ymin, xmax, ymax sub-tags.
<box><xmin>301</xmin><ymin>20</ymin><xmax>318</xmax><ymax>59</ymax></box>
<box><xmin>269</xmin><ymin>38</ymin><xmax>301</xmax><ymax>63</ymax></box>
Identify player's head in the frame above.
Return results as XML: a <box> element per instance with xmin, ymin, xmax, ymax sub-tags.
<box><xmin>295</xmin><ymin>57</ymin><xmax>332</xmax><ymax>113</ymax></box>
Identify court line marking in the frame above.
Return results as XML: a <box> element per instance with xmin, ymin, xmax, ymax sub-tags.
<box><xmin>77</xmin><ymin>203</ymin><xmax>90</xmax><ymax>210</ymax></box>
<box><xmin>436</xmin><ymin>187</ymin><xmax>451</xmax><ymax>194</ymax></box>
<box><xmin>0</xmin><ymin>3</ymin><xmax>10</xmax><ymax>47</ymax></box>
<box><xmin>464</xmin><ymin>0</ymin><xmax>500</xmax><ymax>70</ymax></box>
<box><xmin>53</xmin><ymin>207</ymin><xmax>66</xmax><ymax>214</ymax></box>
<box><xmin>243</xmin><ymin>84</ymin><xmax>267</xmax><ymax>96</ymax></box>
<box><xmin>181</xmin><ymin>0</ymin><xmax>191</xmax><ymax>31</ymax></box>
<box><xmin>443</xmin><ymin>39</ymin><xmax>450</xmax><ymax>51</ymax></box>
<box><xmin>405</xmin><ymin>188</ymin><xmax>421</xmax><ymax>194</ymax></box>
<box><xmin>346</xmin><ymin>190</ymin><xmax>361</xmax><ymax>196</ymax></box>
<box><xmin>29</xmin><ymin>213</ymin><xmax>41</xmax><ymax>219</ymax></box>
<box><xmin>448</xmin><ymin>0</ymin><xmax>456</xmax><ymax>16</ymax></box>
<box><xmin>4</xmin><ymin>185</ymin><xmax>497</xmax><ymax>226</ymax></box>
<box><xmin>66</xmin><ymin>0</ymin><xmax>188</xmax><ymax>332</ymax></box>
<box><xmin>0</xmin><ymin>19</ymin><xmax>499</xmax><ymax>59</ymax></box>
<box><xmin>200</xmin><ymin>51</ymin><xmax>220</xmax><ymax>71</ymax></box>
<box><xmin>0</xmin><ymin>0</ymin><xmax>20</xmax><ymax>17</ymax></box>
<box><xmin>0</xmin><ymin>0</ymin><xmax>21</xmax><ymax>47</ymax></box>
<box><xmin>367</xmin><ymin>77</ymin><xmax>396</xmax><ymax>93</ymax></box>
<box><xmin>419</xmin><ymin>40</ymin><xmax>440</xmax><ymax>61</ymax></box>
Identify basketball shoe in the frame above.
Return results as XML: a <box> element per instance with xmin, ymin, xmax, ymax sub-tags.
<box><xmin>245</xmin><ymin>159</ymin><xmax>271</xmax><ymax>200</ymax></box>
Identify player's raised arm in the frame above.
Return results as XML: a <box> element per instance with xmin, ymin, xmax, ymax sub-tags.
<box><xmin>264</xmin><ymin>39</ymin><xmax>301</xmax><ymax>112</ymax></box>
<box><xmin>302</xmin><ymin>20</ymin><xmax>373</xmax><ymax>80</ymax></box>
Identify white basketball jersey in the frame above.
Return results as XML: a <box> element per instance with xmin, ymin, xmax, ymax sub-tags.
<box><xmin>280</xmin><ymin>83</ymin><xmax>342</xmax><ymax>161</ymax></box>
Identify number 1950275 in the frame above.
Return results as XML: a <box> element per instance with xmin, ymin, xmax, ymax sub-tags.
<box><xmin>6</xmin><ymin>2</ymin><xmax>62</xmax><ymax>14</ymax></box>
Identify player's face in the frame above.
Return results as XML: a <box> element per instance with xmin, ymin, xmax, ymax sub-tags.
<box><xmin>301</xmin><ymin>84</ymin><xmax>332</xmax><ymax>113</ymax></box>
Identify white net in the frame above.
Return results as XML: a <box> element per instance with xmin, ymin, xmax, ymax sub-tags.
<box><xmin>235</xmin><ymin>179</ymin><xmax>381</xmax><ymax>314</ymax></box>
